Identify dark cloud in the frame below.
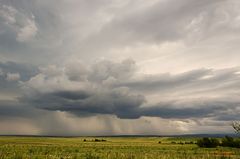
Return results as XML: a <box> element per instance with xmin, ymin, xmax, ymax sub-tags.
<box><xmin>53</xmin><ymin>91</ymin><xmax>91</xmax><ymax>100</ymax></box>
<box><xmin>140</xmin><ymin>100</ymin><xmax>240</xmax><ymax>119</ymax></box>
<box><xmin>20</xmin><ymin>87</ymin><xmax>240</xmax><ymax>120</ymax></box>
<box><xmin>15</xmin><ymin>59</ymin><xmax>240</xmax><ymax>121</ymax></box>
<box><xmin>21</xmin><ymin>86</ymin><xmax>145</xmax><ymax>119</ymax></box>
<box><xmin>0</xmin><ymin>61</ymin><xmax>38</xmax><ymax>81</ymax></box>
<box><xmin>0</xmin><ymin>61</ymin><xmax>38</xmax><ymax>97</ymax></box>
<box><xmin>0</xmin><ymin>100</ymin><xmax>39</xmax><ymax>119</ymax></box>
<box><xmin>0</xmin><ymin>0</ymin><xmax>240</xmax><ymax>135</ymax></box>
<box><xmin>1</xmin><ymin>59</ymin><xmax>239</xmax><ymax>123</ymax></box>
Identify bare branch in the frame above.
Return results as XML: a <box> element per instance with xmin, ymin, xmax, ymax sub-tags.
<box><xmin>232</xmin><ymin>121</ymin><xmax>240</xmax><ymax>134</ymax></box>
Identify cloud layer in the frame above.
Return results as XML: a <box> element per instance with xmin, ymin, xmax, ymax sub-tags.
<box><xmin>18</xmin><ymin>59</ymin><xmax>239</xmax><ymax>120</ymax></box>
<box><xmin>0</xmin><ymin>0</ymin><xmax>240</xmax><ymax>135</ymax></box>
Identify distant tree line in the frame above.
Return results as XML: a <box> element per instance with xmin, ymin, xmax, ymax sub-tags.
<box><xmin>83</xmin><ymin>139</ymin><xmax>107</xmax><ymax>142</ymax></box>
<box><xmin>197</xmin><ymin>121</ymin><xmax>240</xmax><ymax>148</ymax></box>
<box><xmin>197</xmin><ymin>136</ymin><xmax>240</xmax><ymax>148</ymax></box>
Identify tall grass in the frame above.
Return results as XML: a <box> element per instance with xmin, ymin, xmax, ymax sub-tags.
<box><xmin>0</xmin><ymin>137</ymin><xmax>239</xmax><ymax>159</ymax></box>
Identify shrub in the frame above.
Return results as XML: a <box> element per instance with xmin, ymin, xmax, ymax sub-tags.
<box><xmin>197</xmin><ymin>137</ymin><xmax>220</xmax><ymax>148</ymax></box>
<box><xmin>221</xmin><ymin>136</ymin><xmax>234</xmax><ymax>147</ymax></box>
<box><xmin>221</xmin><ymin>136</ymin><xmax>240</xmax><ymax>148</ymax></box>
<box><xmin>94</xmin><ymin>139</ymin><xmax>100</xmax><ymax>142</ymax></box>
<box><xmin>94</xmin><ymin>139</ymin><xmax>106</xmax><ymax>142</ymax></box>
<box><xmin>185</xmin><ymin>141</ymin><xmax>194</xmax><ymax>144</ymax></box>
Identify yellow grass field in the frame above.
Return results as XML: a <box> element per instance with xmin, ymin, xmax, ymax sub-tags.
<box><xmin>0</xmin><ymin>136</ymin><xmax>239</xmax><ymax>159</ymax></box>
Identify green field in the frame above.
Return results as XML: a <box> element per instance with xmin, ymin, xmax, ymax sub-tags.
<box><xmin>0</xmin><ymin>136</ymin><xmax>239</xmax><ymax>159</ymax></box>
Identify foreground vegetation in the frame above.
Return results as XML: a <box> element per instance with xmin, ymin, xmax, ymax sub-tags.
<box><xmin>197</xmin><ymin>136</ymin><xmax>240</xmax><ymax>148</ymax></box>
<box><xmin>0</xmin><ymin>136</ymin><xmax>239</xmax><ymax>159</ymax></box>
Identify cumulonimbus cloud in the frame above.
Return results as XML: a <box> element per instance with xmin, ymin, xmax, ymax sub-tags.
<box><xmin>15</xmin><ymin>59</ymin><xmax>240</xmax><ymax>120</ymax></box>
<box><xmin>1</xmin><ymin>0</ymin><xmax>240</xmax><ymax>135</ymax></box>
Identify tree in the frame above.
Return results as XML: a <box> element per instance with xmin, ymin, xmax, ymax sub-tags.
<box><xmin>197</xmin><ymin>137</ymin><xmax>219</xmax><ymax>148</ymax></box>
<box><xmin>232</xmin><ymin>121</ymin><xmax>240</xmax><ymax>134</ymax></box>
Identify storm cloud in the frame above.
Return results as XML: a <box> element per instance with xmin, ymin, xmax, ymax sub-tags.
<box><xmin>16</xmin><ymin>59</ymin><xmax>240</xmax><ymax>121</ymax></box>
<box><xmin>1</xmin><ymin>0</ymin><xmax>240</xmax><ymax>135</ymax></box>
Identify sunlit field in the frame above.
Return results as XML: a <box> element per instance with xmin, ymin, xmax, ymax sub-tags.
<box><xmin>0</xmin><ymin>136</ymin><xmax>239</xmax><ymax>159</ymax></box>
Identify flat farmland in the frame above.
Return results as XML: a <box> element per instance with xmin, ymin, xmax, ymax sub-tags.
<box><xmin>0</xmin><ymin>136</ymin><xmax>239</xmax><ymax>159</ymax></box>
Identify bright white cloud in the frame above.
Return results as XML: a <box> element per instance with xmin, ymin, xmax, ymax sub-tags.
<box><xmin>6</xmin><ymin>72</ymin><xmax>20</xmax><ymax>81</ymax></box>
<box><xmin>0</xmin><ymin>3</ymin><xmax>38</xmax><ymax>43</ymax></box>
<box><xmin>16</xmin><ymin>17</ymin><xmax>38</xmax><ymax>42</ymax></box>
<box><xmin>0</xmin><ymin>4</ymin><xmax>17</xmax><ymax>25</ymax></box>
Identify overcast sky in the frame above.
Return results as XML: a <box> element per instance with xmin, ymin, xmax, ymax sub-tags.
<box><xmin>0</xmin><ymin>0</ymin><xmax>240</xmax><ymax>136</ymax></box>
